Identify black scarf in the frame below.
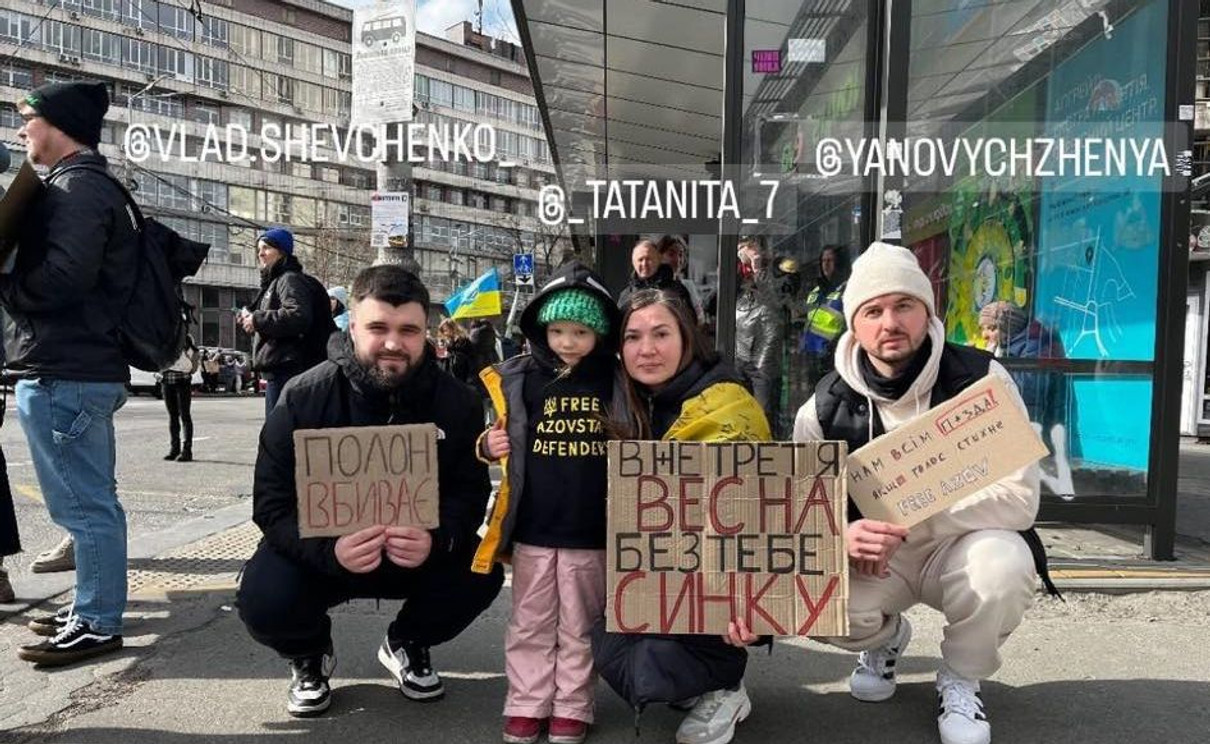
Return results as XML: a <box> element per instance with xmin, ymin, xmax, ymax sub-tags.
<box><xmin>858</xmin><ymin>336</ymin><xmax>932</xmax><ymax>400</ymax></box>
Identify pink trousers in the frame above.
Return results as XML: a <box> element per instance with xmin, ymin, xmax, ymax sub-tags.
<box><xmin>504</xmin><ymin>543</ymin><xmax>606</xmax><ymax>723</ymax></box>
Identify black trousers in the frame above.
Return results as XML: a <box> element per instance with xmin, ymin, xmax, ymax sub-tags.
<box><xmin>0</xmin><ymin>443</ymin><xmax>20</xmax><ymax>557</ymax></box>
<box><xmin>162</xmin><ymin>379</ymin><xmax>193</xmax><ymax>450</ymax></box>
<box><xmin>237</xmin><ymin>541</ymin><xmax>505</xmax><ymax>659</ymax></box>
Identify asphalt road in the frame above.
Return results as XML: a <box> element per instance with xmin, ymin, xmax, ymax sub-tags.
<box><xmin>2</xmin><ymin>391</ymin><xmax>264</xmax><ymax>576</ymax></box>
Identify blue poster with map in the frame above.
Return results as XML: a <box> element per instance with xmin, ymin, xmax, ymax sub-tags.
<box><xmin>1035</xmin><ymin>0</ymin><xmax>1167</xmax><ymax>362</ymax></box>
<box><xmin>1035</xmin><ymin>0</ymin><xmax>1167</xmax><ymax>472</ymax></box>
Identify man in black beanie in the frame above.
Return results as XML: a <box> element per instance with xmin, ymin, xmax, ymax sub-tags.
<box><xmin>7</xmin><ymin>80</ymin><xmax>141</xmax><ymax>667</ymax></box>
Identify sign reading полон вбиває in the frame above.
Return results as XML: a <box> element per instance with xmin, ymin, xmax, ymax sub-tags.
<box><xmin>295</xmin><ymin>424</ymin><xmax>439</xmax><ymax>538</ymax></box>
<box><xmin>606</xmin><ymin>441</ymin><xmax>848</xmax><ymax>637</ymax></box>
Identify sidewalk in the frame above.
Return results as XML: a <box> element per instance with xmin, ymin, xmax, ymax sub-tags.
<box><xmin>1</xmin><ymin>512</ymin><xmax>1207</xmax><ymax>743</ymax></box>
<box><xmin>3</xmin><ymin>496</ymin><xmax>1210</xmax><ymax>741</ymax></box>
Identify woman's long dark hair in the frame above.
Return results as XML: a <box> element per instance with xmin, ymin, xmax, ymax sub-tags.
<box><xmin>617</xmin><ymin>289</ymin><xmax>717</xmax><ymax>439</ymax></box>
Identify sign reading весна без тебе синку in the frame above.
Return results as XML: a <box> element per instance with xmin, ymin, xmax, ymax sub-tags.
<box><xmin>606</xmin><ymin>440</ymin><xmax>848</xmax><ymax>637</ymax></box>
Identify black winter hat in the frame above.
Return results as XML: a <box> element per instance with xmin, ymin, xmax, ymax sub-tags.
<box><xmin>22</xmin><ymin>81</ymin><xmax>109</xmax><ymax>148</ymax></box>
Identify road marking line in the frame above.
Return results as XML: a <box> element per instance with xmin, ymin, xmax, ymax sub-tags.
<box><xmin>13</xmin><ymin>483</ymin><xmax>42</xmax><ymax>503</ymax></box>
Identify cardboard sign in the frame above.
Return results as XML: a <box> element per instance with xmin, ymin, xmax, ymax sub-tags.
<box><xmin>295</xmin><ymin>424</ymin><xmax>439</xmax><ymax>538</ymax></box>
<box><xmin>847</xmin><ymin>374</ymin><xmax>1048</xmax><ymax>528</ymax></box>
<box><xmin>606</xmin><ymin>441</ymin><xmax>848</xmax><ymax>637</ymax></box>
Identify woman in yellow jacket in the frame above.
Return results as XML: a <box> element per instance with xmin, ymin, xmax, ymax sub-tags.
<box><xmin>596</xmin><ymin>288</ymin><xmax>770</xmax><ymax>744</ymax></box>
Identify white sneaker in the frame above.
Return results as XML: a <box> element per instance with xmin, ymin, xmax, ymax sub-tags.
<box><xmin>675</xmin><ymin>685</ymin><xmax>751</xmax><ymax>744</ymax></box>
<box><xmin>377</xmin><ymin>636</ymin><xmax>444</xmax><ymax>701</ymax></box>
<box><xmin>850</xmin><ymin>615</ymin><xmax>912</xmax><ymax>702</ymax></box>
<box><xmin>31</xmin><ymin>535</ymin><xmax>75</xmax><ymax>573</ymax></box>
<box><xmin>936</xmin><ymin>666</ymin><xmax>990</xmax><ymax>744</ymax></box>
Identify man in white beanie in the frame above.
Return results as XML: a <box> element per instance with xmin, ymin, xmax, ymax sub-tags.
<box><xmin>793</xmin><ymin>242</ymin><xmax>1045</xmax><ymax>744</ymax></box>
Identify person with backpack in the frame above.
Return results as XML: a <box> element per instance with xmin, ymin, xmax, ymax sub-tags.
<box><xmin>3</xmin><ymin>81</ymin><xmax>136</xmax><ymax>666</ymax></box>
<box><xmin>239</xmin><ymin>228</ymin><xmax>333</xmax><ymax>415</ymax></box>
<box><xmin>161</xmin><ymin>334</ymin><xmax>199</xmax><ymax>462</ymax></box>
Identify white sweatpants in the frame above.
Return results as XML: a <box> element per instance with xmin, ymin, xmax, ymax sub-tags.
<box><xmin>827</xmin><ymin>529</ymin><xmax>1036</xmax><ymax>680</ymax></box>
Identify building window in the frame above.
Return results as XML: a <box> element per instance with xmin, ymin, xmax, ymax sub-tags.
<box><xmin>82</xmin><ymin>0</ymin><xmax>122</xmax><ymax>22</ymax></box>
<box><xmin>230</xmin><ymin>66</ymin><xmax>262</xmax><ymax>101</ymax></box>
<box><xmin>226</xmin><ymin>107</ymin><xmax>253</xmax><ymax>130</ymax></box>
<box><xmin>122</xmin><ymin>38</ymin><xmax>155</xmax><ymax>74</ymax></box>
<box><xmin>430</xmin><ymin>79</ymin><xmax>454</xmax><ymax>108</ymax></box>
<box><xmin>276</xmin><ymin>35</ymin><xmax>294</xmax><ymax>66</ymax></box>
<box><xmin>81</xmin><ymin>29</ymin><xmax>120</xmax><ymax>66</ymax></box>
<box><xmin>158</xmin><ymin>46</ymin><xmax>195</xmax><ymax>81</ymax></box>
<box><xmin>447</xmin><ymin>188</ymin><xmax>464</xmax><ymax>206</ymax></box>
<box><xmin>122</xmin><ymin>0</ymin><xmax>155</xmax><ymax>30</ymax></box>
<box><xmin>453</xmin><ymin>85</ymin><xmax>475</xmax><ymax>112</ymax></box>
<box><xmin>296</xmin><ymin>42</ymin><xmax>323</xmax><ymax>75</ymax></box>
<box><xmin>201</xmin><ymin>16</ymin><xmax>229</xmax><ymax>48</ymax></box>
<box><xmin>0</xmin><ymin>104</ymin><xmax>20</xmax><ymax>130</ymax></box>
<box><xmin>158</xmin><ymin>3</ymin><xmax>194</xmax><ymax>40</ymax></box>
<box><xmin>43</xmin><ymin>20</ymin><xmax>81</xmax><ymax>55</ymax></box>
<box><xmin>191</xmin><ymin>103</ymin><xmax>220</xmax><ymax>126</ymax></box>
<box><xmin>230</xmin><ymin>23</ymin><xmax>262</xmax><ymax>59</ymax></box>
<box><xmin>0</xmin><ymin>11</ymin><xmax>38</xmax><ymax>46</ymax></box>
<box><xmin>195</xmin><ymin>180</ymin><xmax>228</xmax><ymax>210</ymax></box>
<box><xmin>196</xmin><ymin>57</ymin><xmax>229</xmax><ymax>90</ymax></box>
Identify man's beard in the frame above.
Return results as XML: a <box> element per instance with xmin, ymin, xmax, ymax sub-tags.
<box><xmin>359</xmin><ymin>351</ymin><xmax>415</xmax><ymax>392</ymax></box>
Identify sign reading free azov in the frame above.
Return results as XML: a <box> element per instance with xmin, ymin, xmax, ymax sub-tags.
<box><xmin>847</xmin><ymin>374</ymin><xmax>1048</xmax><ymax>528</ymax></box>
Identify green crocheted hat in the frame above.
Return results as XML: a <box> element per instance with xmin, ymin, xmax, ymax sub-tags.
<box><xmin>536</xmin><ymin>288</ymin><xmax>610</xmax><ymax>336</ymax></box>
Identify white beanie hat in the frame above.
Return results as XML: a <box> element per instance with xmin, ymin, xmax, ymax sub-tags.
<box><xmin>842</xmin><ymin>241</ymin><xmax>935</xmax><ymax>328</ymax></box>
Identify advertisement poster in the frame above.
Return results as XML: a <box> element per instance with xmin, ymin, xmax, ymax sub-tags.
<box><xmin>370</xmin><ymin>191</ymin><xmax>410</xmax><ymax>249</ymax></box>
<box><xmin>942</xmin><ymin>86</ymin><xmax>1039</xmax><ymax>347</ymax></box>
<box><xmin>1034</xmin><ymin>0</ymin><xmax>1167</xmax><ymax>471</ymax></box>
<box><xmin>1035</xmin><ymin>0</ymin><xmax>1166</xmax><ymax>363</ymax></box>
<box><xmin>352</xmin><ymin>0</ymin><xmax>417</xmax><ymax>127</ymax></box>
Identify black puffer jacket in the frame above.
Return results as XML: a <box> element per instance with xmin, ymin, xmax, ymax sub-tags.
<box><xmin>252</xmin><ymin>332</ymin><xmax>492</xmax><ymax>577</ymax></box>
<box><xmin>0</xmin><ymin>151</ymin><xmax>138</xmax><ymax>381</ymax></box>
<box><xmin>616</xmin><ymin>264</ymin><xmax>694</xmax><ymax>310</ymax></box>
<box><xmin>250</xmin><ymin>254</ymin><xmax>322</xmax><ymax>376</ymax></box>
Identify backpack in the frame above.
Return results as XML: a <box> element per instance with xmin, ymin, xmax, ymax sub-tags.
<box><xmin>299</xmin><ymin>272</ymin><xmax>338</xmax><ymax>365</ymax></box>
<box><xmin>54</xmin><ymin>164</ymin><xmax>210</xmax><ymax>372</ymax></box>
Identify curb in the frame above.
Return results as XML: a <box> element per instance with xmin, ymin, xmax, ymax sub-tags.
<box><xmin>0</xmin><ymin>500</ymin><xmax>253</xmax><ymax>619</ymax></box>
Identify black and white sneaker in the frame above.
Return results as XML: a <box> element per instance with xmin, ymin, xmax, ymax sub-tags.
<box><xmin>17</xmin><ymin>617</ymin><xmax>122</xmax><ymax>666</ymax></box>
<box><xmin>28</xmin><ymin>605</ymin><xmax>74</xmax><ymax>637</ymax></box>
<box><xmin>377</xmin><ymin>636</ymin><xmax>444</xmax><ymax>701</ymax></box>
<box><xmin>287</xmin><ymin>647</ymin><xmax>336</xmax><ymax>718</ymax></box>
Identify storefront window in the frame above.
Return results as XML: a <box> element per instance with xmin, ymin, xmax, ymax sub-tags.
<box><xmin>899</xmin><ymin>0</ymin><xmax>1168</xmax><ymax>498</ymax></box>
<box><xmin>738</xmin><ymin>2</ymin><xmax>871</xmax><ymax>437</ymax></box>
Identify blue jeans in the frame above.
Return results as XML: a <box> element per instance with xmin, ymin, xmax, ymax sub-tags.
<box><xmin>17</xmin><ymin>379</ymin><xmax>127</xmax><ymax>634</ymax></box>
<box><xmin>265</xmin><ymin>375</ymin><xmax>289</xmax><ymax>416</ymax></box>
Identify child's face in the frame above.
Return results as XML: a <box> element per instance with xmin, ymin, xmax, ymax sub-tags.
<box><xmin>546</xmin><ymin>321</ymin><xmax>597</xmax><ymax>366</ymax></box>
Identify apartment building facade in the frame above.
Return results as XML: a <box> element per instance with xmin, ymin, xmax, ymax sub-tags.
<box><xmin>0</xmin><ymin>1</ymin><xmax>560</xmax><ymax>351</ymax></box>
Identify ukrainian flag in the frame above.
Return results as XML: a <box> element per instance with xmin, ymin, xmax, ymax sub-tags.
<box><xmin>445</xmin><ymin>268</ymin><xmax>502</xmax><ymax>319</ymax></box>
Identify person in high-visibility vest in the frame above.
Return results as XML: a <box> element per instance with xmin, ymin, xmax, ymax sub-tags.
<box><xmin>800</xmin><ymin>246</ymin><xmax>851</xmax><ymax>386</ymax></box>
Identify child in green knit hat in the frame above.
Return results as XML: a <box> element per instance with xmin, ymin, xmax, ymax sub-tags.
<box><xmin>473</xmin><ymin>262</ymin><xmax>622</xmax><ymax>744</ymax></box>
<box><xmin>535</xmin><ymin>288</ymin><xmax>610</xmax><ymax>371</ymax></box>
